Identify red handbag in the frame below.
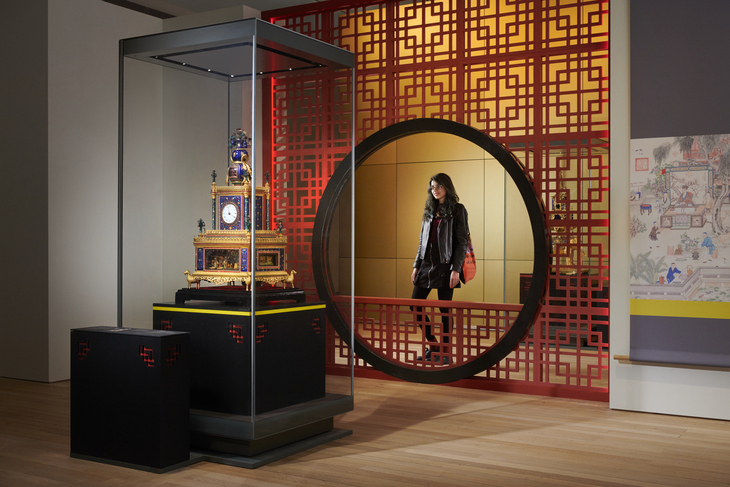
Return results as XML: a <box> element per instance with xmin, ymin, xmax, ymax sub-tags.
<box><xmin>462</xmin><ymin>236</ymin><xmax>477</xmax><ymax>283</ymax></box>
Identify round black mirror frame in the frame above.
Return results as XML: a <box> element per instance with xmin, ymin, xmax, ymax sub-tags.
<box><xmin>312</xmin><ymin>118</ymin><xmax>548</xmax><ymax>384</ymax></box>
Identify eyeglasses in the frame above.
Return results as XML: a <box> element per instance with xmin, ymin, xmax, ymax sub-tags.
<box><xmin>430</xmin><ymin>184</ymin><xmax>443</xmax><ymax>191</ymax></box>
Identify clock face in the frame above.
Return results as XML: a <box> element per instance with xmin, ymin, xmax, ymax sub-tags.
<box><xmin>221</xmin><ymin>202</ymin><xmax>239</xmax><ymax>225</ymax></box>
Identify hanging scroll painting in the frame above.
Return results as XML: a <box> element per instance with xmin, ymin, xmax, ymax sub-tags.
<box><xmin>630</xmin><ymin>135</ymin><xmax>730</xmax><ymax>300</ymax></box>
<box><xmin>629</xmin><ymin>134</ymin><xmax>730</xmax><ymax>368</ymax></box>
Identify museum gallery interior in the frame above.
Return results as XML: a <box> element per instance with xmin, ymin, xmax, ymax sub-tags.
<box><xmin>2</xmin><ymin>0</ymin><xmax>730</xmax><ymax>485</ymax></box>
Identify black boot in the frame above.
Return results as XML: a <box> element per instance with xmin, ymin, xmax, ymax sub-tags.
<box><xmin>417</xmin><ymin>345</ymin><xmax>439</xmax><ymax>362</ymax></box>
<box><xmin>433</xmin><ymin>346</ymin><xmax>449</xmax><ymax>365</ymax></box>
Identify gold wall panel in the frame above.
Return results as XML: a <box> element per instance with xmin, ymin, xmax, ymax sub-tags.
<box><xmin>395</xmin><ymin>161</ymin><xmax>438</xmax><ymax>259</ymax></box>
<box><xmin>505</xmin><ymin>175</ymin><xmax>534</xmax><ymax>261</ymax></box>
<box><xmin>361</xmin><ymin>139</ymin><xmax>396</xmax><ymax>166</ymax></box>
<box><xmin>481</xmin><ymin>259</ymin><xmax>507</xmax><ymax>304</ymax></box>
<box><xmin>396</xmin><ymin>258</ymin><xmax>417</xmax><ymax>299</ymax></box>
<box><xmin>355</xmin><ymin>163</ymin><xmax>397</xmax><ymax>259</ymax></box>
<box><xmin>505</xmin><ymin>260</ymin><xmax>534</xmax><ymax>304</ymax></box>
<box><xmin>482</xmin><ymin>158</ymin><xmax>506</xmax><ymax>260</ymax></box>
<box><xmin>455</xmin><ymin>159</ymin><xmax>486</xmax><ymax>262</ymax></box>
<box><xmin>338</xmin><ymin>257</ymin><xmax>352</xmax><ymax>295</ymax></box>
<box><xmin>396</xmin><ymin>132</ymin><xmax>485</xmax><ymax>163</ymax></box>
<box><xmin>355</xmin><ymin>258</ymin><xmax>397</xmax><ymax>298</ymax></box>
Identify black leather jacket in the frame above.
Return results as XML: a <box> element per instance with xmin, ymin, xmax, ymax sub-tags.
<box><xmin>413</xmin><ymin>203</ymin><xmax>469</xmax><ymax>274</ymax></box>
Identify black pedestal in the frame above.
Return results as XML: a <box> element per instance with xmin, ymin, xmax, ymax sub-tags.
<box><xmin>70</xmin><ymin>327</ymin><xmax>190</xmax><ymax>472</ymax></box>
<box><xmin>152</xmin><ymin>300</ymin><xmax>352</xmax><ymax>462</ymax></box>
<box><xmin>153</xmin><ymin>300</ymin><xmax>326</xmax><ymax>416</ymax></box>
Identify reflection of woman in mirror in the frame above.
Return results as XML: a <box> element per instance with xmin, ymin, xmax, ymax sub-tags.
<box><xmin>411</xmin><ymin>173</ymin><xmax>469</xmax><ymax>365</ymax></box>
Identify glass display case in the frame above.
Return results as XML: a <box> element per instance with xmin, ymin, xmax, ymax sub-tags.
<box><xmin>118</xmin><ymin>18</ymin><xmax>355</xmax><ymax>467</ymax></box>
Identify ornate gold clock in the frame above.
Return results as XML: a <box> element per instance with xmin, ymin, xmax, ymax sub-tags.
<box><xmin>184</xmin><ymin>130</ymin><xmax>291</xmax><ymax>290</ymax></box>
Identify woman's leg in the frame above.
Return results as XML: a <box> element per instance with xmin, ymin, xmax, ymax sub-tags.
<box><xmin>410</xmin><ymin>285</ymin><xmax>435</xmax><ymax>342</ymax></box>
<box><xmin>434</xmin><ymin>287</ymin><xmax>454</xmax><ymax>364</ymax></box>
<box><xmin>436</xmin><ymin>287</ymin><xmax>454</xmax><ymax>344</ymax></box>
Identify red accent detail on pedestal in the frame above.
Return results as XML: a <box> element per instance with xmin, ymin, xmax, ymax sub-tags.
<box><xmin>139</xmin><ymin>346</ymin><xmax>155</xmax><ymax>367</ymax></box>
<box><xmin>76</xmin><ymin>341</ymin><xmax>90</xmax><ymax>360</ymax></box>
<box><xmin>166</xmin><ymin>344</ymin><xmax>181</xmax><ymax>366</ymax></box>
<box><xmin>311</xmin><ymin>318</ymin><xmax>322</xmax><ymax>334</ymax></box>
<box><xmin>161</xmin><ymin>319</ymin><xmax>172</xmax><ymax>331</ymax></box>
<box><xmin>256</xmin><ymin>322</ymin><xmax>268</xmax><ymax>343</ymax></box>
<box><xmin>228</xmin><ymin>324</ymin><xmax>245</xmax><ymax>344</ymax></box>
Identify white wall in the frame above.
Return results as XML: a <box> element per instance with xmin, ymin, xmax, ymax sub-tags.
<box><xmin>609</xmin><ymin>0</ymin><xmax>730</xmax><ymax>420</ymax></box>
<box><xmin>47</xmin><ymin>0</ymin><xmax>161</xmax><ymax>381</ymax></box>
<box><xmin>159</xmin><ymin>69</ymin><xmax>229</xmax><ymax>300</ymax></box>
<box><xmin>122</xmin><ymin>65</ymin><xmax>229</xmax><ymax>325</ymax></box>
<box><xmin>121</xmin><ymin>58</ymin><xmax>164</xmax><ymax>328</ymax></box>
<box><xmin>124</xmin><ymin>8</ymin><xmax>262</xmax><ymax>323</ymax></box>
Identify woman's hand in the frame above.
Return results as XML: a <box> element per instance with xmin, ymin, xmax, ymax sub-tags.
<box><xmin>411</xmin><ymin>268</ymin><xmax>418</xmax><ymax>284</ymax></box>
<box><xmin>449</xmin><ymin>270</ymin><xmax>460</xmax><ymax>288</ymax></box>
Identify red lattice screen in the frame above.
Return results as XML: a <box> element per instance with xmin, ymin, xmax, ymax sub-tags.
<box><xmin>264</xmin><ymin>0</ymin><xmax>609</xmax><ymax>401</ymax></box>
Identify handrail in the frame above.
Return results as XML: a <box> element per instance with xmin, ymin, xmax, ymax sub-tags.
<box><xmin>331</xmin><ymin>295</ymin><xmax>523</xmax><ymax>313</ymax></box>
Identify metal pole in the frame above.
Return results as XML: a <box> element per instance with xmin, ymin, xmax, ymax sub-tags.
<box><xmin>117</xmin><ymin>41</ymin><xmax>125</xmax><ymax>328</ymax></box>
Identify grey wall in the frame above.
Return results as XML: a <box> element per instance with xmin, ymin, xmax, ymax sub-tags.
<box><xmin>0</xmin><ymin>0</ymin><xmax>50</xmax><ymax>381</ymax></box>
<box><xmin>47</xmin><ymin>0</ymin><xmax>162</xmax><ymax>382</ymax></box>
<box><xmin>46</xmin><ymin>0</ymin><xmax>162</xmax><ymax>382</ymax></box>
<box><xmin>0</xmin><ymin>0</ymin><xmax>161</xmax><ymax>382</ymax></box>
<box><xmin>631</xmin><ymin>0</ymin><xmax>730</xmax><ymax>138</ymax></box>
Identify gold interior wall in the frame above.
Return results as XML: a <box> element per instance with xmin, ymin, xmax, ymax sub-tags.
<box><xmin>354</xmin><ymin>132</ymin><xmax>533</xmax><ymax>304</ymax></box>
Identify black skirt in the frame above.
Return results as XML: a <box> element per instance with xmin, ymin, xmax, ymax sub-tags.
<box><xmin>413</xmin><ymin>242</ymin><xmax>459</xmax><ymax>289</ymax></box>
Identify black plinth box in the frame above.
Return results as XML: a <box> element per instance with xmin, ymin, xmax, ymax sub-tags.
<box><xmin>70</xmin><ymin>327</ymin><xmax>190</xmax><ymax>472</ymax></box>
<box><xmin>152</xmin><ymin>300</ymin><xmax>326</xmax><ymax>416</ymax></box>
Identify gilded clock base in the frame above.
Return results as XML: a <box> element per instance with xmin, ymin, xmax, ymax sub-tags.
<box><xmin>185</xmin><ymin>270</ymin><xmax>295</xmax><ymax>291</ymax></box>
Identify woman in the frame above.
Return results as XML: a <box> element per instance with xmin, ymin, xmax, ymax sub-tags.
<box><xmin>411</xmin><ymin>173</ymin><xmax>469</xmax><ymax>365</ymax></box>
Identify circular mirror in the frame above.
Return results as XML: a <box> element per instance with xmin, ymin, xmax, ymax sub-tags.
<box><xmin>313</xmin><ymin>118</ymin><xmax>548</xmax><ymax>384</ymax></box>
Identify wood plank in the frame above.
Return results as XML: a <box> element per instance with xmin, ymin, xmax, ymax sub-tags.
<box><xmin>1</xmin><ymin>377</ymin><xmax>730</xmax><ymax>486</ymax></box>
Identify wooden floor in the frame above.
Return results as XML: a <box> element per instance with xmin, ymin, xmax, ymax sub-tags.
<box><xmin>2</xmin><ymin>377</ymin><xmax>730</xmax><ymax>487</ymax></box>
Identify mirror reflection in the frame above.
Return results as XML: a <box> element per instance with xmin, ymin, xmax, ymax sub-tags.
<box><xmin>350</xmin><ymin>132</ymin><xmax>534</xmax><ymax>305</ymax></box>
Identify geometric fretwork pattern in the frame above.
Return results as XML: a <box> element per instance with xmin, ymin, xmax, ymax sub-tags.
<box><xmin>324</xmin><ymin>296</ymin><xmax>607</xmax><ymax>390</ymax></box>
<box><xmin>265</xmin><ymin>0</ymin><xmax>609</xmax><ymax>400</ymax></box>
<box><xmin>334</xmin><ymin>297</ymin><xmax>521</xmax><ymax>367</ymax></box>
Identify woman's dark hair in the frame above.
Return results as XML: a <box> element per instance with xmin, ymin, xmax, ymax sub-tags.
<box><xmin>423</xmin><ymin>173</ymin><xmax>459</xmax><ymax>220</ymax></box>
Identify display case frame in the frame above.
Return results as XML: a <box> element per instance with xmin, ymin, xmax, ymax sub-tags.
<box><xmin>118</xmin><ymin>18</ymin><xmax>356</xmax><ymax>467</ymax></box>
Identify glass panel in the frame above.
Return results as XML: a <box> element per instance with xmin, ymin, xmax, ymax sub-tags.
<box><xmin>268</xmin><ymin>65</ymin><xmax>356</xmax><ymax>402</ymax></box>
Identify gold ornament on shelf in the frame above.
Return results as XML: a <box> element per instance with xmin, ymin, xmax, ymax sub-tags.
<box><xmin>184</xmin><ymin>270</ymin><xmax>201</xmax><ymax>289</ymax></box>
<box><xmin>282</xmin><ymin>270</ymin><xmax>297</xmax><ymax>289</ymax></box>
